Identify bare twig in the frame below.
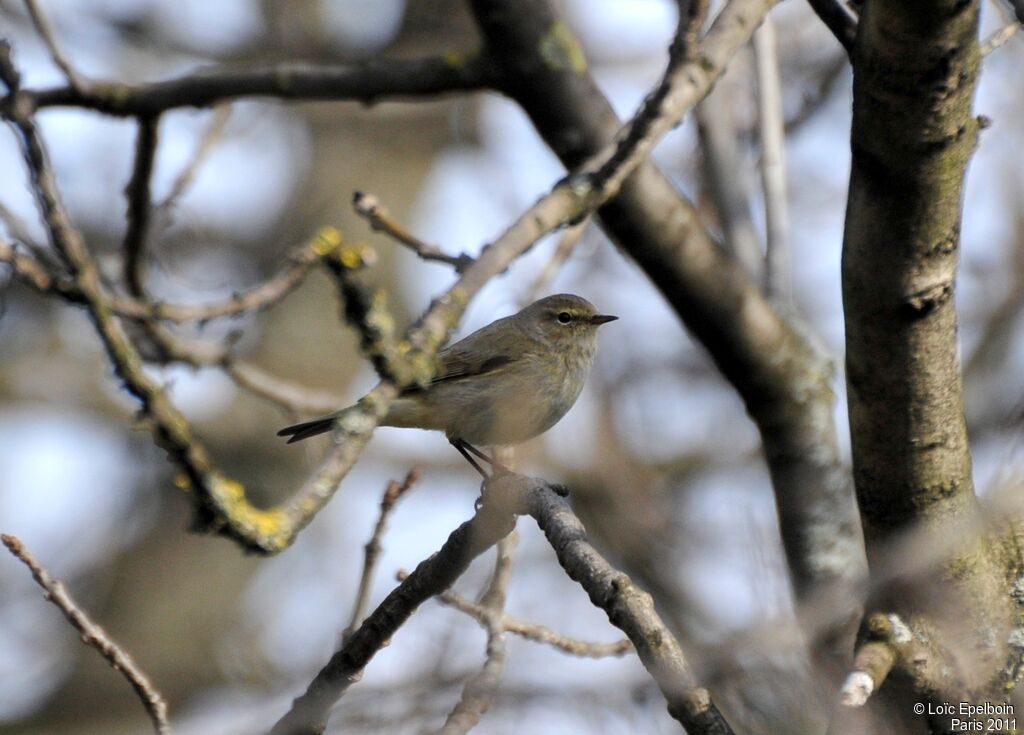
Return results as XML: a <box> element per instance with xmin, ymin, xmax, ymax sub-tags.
<box><xmin>753</xmin><ymin>15</ymin><xmax>791</xmax><ymax>302</ymax></box>
<box><xmin>2</xmin><ymin>534</ymin><xmax>170</xmax><ymax>734</ymax></box>
<box><xmin>0</xmin><ymin>198</ymin><xmax>49</xmax><ymax>257</ymax></box>
<box><xmin>833</xmin><ymin>613</ymin><xmax>909</xmax><ymax>713</ymax></box>
<box><xmin>269</xmin><ymin>478</ymin><xmax>522</xmax><ymax>735</ymax></box>
<box><xmin>152</xmin><ymin>105</ymin><xmax>232</xmax><ymax>229</ymax></box>
<box><xmin>22</xmin><ymin>0</ymin><xmax>90</xmax><ymax>92</ymax></box>
<box><xmin>352</xmin><ymin>191</ymin><xmax>474</xmax><ymax>271</ymax></box>
<box><xmin>0</xmin><ymin>238</ymin><xmax>60</xmax><ymax>293</ymax></box>
<box><xmin>2</xmin><ymin>45</ymin><xmax>376</xmax><ymax>553</ymax></box>
<box><xmin>22</xmin><ymin>55</ymin><xmax>501</xmax><ymax>116</ymax></box>
<box><xmin>225</xmin><ymin>361</ymin><xmax>343</xmax><ymax>416</ymax></box>
<box><xmin>123</xmin><ymin>243</ymin><xmax>320</xmax><ymax>323</ymax></box>
<box><xmin>436</xmin><ymin>534</ymin><xmax>516</xmax><ymax>735</ymax></box>
<box><xmin>3</xmin><ymin>237</ymin><xmax>321</xmax><ymax>324</ymax></box>
<box><xmin>805</xmin><ymin>0</ymin><xmax>857</xmax><ymax>55</ymax></box>
<box><xmin>981</xmin><ymin>22</ymin><xmax>1021</xmax><ymax>56</ymax></box>
<box><xmin>695</xmin><ymin>89</ymin><xmax>764</xmax><ymax>281</ymax></box>
<box><xmin>415</xmin><ymin>570</ymin><xmax>632</xmax><ymax>658</ymax></box>
<box><xmin>513</xmin><ymin>475</ymin><xmax>735</xmax><ymax>735</ymax></box>
<box><xmin>526</xmin><ymin>217</ymin><xmax>589</xmax><ymax>301</ymax></box>
<box><xmin>342</xmin><ymin>469</ymin><xmax>421</xmax><ymax>641</ymax></box>
<box><xmin>274</xmin><ymin>473</ymin><xmax>732</xmax><ymax>735</ymax></box>
<box><xmin>589</xmin><ymin>0</ymin><xmax>710</xmax><ymax>197</ymax></box>
<box><xmin>122</xmin><ymin>116</ymin><xmax>160</xmax><ymax>294</ymax></box>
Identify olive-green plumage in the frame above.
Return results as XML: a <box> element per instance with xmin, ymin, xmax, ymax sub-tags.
<box><xmin>278</xmin><ymin>294</ymin><xmax>616</xmax><ymax>447</ymax></box>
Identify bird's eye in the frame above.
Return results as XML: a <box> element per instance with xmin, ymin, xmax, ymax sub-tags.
<box><xmin>557</xmin><ymin>311</ymin><xmax>572</xmax><ymax>324</ymax></box>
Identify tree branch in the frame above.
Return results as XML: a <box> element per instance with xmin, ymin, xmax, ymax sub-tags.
<box><xmin>435</xmin><ymin>534</ymin><xmax>516</xmax><ymax>735</ymax></box>
<box><xmin>517</xmin><ymin>476</ymin><xmax>735</xmax><ymax>735</ymax></box>
<box><xmin>122</xmin><ymin>115</ymin><xmax>160</xmax><ymax>295</ymax></box>
<box><xmin>22</xmin><ymin>0</ymin><xmax>91</xmax><ymax>92</ymax></box>
<box><xmin>841</xmin><ymin>0</ymin><xmax>1015</xmax><ymax>709</ymax></box>
<box><xmin>752</xmin><ymin>15</ymin><xmax>791</xmax><ymax>302</ymax></box>
<box><xmin>272</xmin><ymin>474</ymin><xmax>733</xmax><ymax>735</ymax></box>
<box><xmin>468</xmin><ymin>0</ymin><xmax>867</xmax><ymax>665</ymax></box>
<box><xmin>422</xmin><ymin>573</ymin><xmax>632</xmax><ymax>658</ymax></box>
<box><xmin>805</xmin><ymin>0</ymin><xmax>857</xmax><ymax>56</ymax></box>
<box><xmin>2</xmin><ymin>534</ymin><xmax>170</xmax><ymax>735</ymax></box>
<box><xmin>352</xmin><ymin>191</ymin><xmax>474</xmax><ymax>272</ymax></box>
<box><xmin>269</xmin><ymin>478</ymin><xmax>522</xmax><ymax>735</ymax></box>
<box><xmin>342</xmin><ymin>470</ymin><xmax>420</xmax><ymax>642</ymax></box>
<box><xmin>17</xmin><ymin>55</ymin><xmax>501</xmax><ymax>116</ymax></box>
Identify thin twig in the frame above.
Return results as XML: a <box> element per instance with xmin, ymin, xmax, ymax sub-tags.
<box><xmin>436</xmin><ymin>534</ymin><xmax>516</xmax><ymax>735</ymax></box>
<box><xmin>0</xmin><ymin>199</ymin><xmax>49</xmax><ymax>258</ymax></box>
<box><xmin>590</xmin><ymin>0</ymin><xmax>710</xmax><ymax>196</ymax></box>
<box><xmin>695</xmin><ymin>90</ymin><xmax>764</xmax><ymax>281</ymax></box>
<box><xmin>526</xmin><ymin>217</ymin><xmax>589</xmax><ymax>302</ymax></box>
<box><xmin>753</xmin><ymin>15</ymin><xmax>791</xmax><ymax>302</ymax></box>
<box><xmin>122</xmin><ymin>116</ymin><xmax>159</xmax><ymax>295</ymax></box>
<box><xmin>515</xmin><ymin>475</ymin><xmax>735</xmax><ymax>735</ymax></box>
<box><xmin>117</xmin><ymin>242</ymin><xmax>319</xmax><ymax>323</ymax></box>
<box><xmin>152</xmin><ymin>105</ymin><xmax>232</xmax><ymax>230</ymax></box>
<box><xmin>342</xmin><ymin>469</ymin><xmax>421</xmax><ymax>641</ymax></box>
<box><xmin>2</xmin><ymin>534</ymin><xmax>170</xmax><ymax>734</ymax></box>
<box><xmin>833</xmin><ymin>613</ymin><xmax>906</xmax><ymax>714</ymax></box>
<box><xmin>981</xmin><ymin>22</ymin><xmax>1021</xmax><ymax>56</ymax></box>
<box><xmin>273</xmin><ymin>465</ymin><xmax>733</xmax><ymax>735</ymax></box>
<box><xmin>352</xmin><ymin>191</ymin><xmax>474</xmax><ymax>271</ymax></box>
<box><xmin>24</xmin><ymin>55</ymin><xmax>501</xmax><ymax>116</ymax></box>
<box><xmin>0</xmin><ymin>238</ymin><xmax>60</xmax><ymax>292</ymax></box>
<box><xmin>22</xmin><ymin>0</ymin><xmax>90</xmax><ymax>92</ymax></box>
<box><xmin>410</xmin><ymin>570</ymin><xmax>632</xmax><ymax>658</ymax></box>
<box><xmin>805</xmin><ymin>0</ymin><xmax>857</xmax><ymax>55</ymax></box>
<box><xmin>269</xmin><ymin>479</ymin><xmax>523</xmax><ymax>735</ymax></box>
<box><xmin>225</xmin><ymin>361</ymin><xmax>344</xmax><ymax>416</ymax></box>
<box><xmin>2</xmin><ymin>237</ymin><xmax>321</xmax><ymax>323</ymax></box>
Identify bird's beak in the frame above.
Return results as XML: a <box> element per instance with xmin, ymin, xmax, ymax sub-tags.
<box><xmin>589</xmin><ymin>314</ymin><xmax>618</xmax><ymax>325</ymax></box>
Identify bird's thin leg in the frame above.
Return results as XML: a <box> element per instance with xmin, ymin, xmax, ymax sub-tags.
<box><xmin>460</xmin><ymin>441</ymin><xmax>511</xmax><ymax>475</ymax></box>
<box><xmin>450</xmin><ymin>438</ymin><xmax>489</xmax><ymax>478</ymax></box>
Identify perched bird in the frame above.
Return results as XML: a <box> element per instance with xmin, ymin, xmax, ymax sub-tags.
<box><xmin>277</xmin><ymin>294</ymin><xmax>617</xmax><ymax>475</ymax></box>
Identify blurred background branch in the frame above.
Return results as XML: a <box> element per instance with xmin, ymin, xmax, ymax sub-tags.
<box><xmin>2</xmin><ymin>1</ymin><xmax>1023</xmax><ymax>734</ymax></box>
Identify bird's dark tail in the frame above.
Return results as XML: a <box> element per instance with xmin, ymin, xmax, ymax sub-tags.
<box><xmin>276</xmin><ymin>415</ymin><xmax>338</xmax><ymax>444</ymax></box>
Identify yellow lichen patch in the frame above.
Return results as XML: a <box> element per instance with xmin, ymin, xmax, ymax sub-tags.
<box><xmin>443</xmin><ymin>51</ymin><xmax>468</xmax><ymax>68</ymax></box>
<box><xmin>312</xmin><ymin>225</ymin><xmax>344</xmax><ymax>256</ymax></box>
<box><xmin>209</xmin><ymin>474</ymin><xmax>290</xmax><ymax>551</ymax></box>
<box><xmin>539</xmin><ymin>20</ymin><xmax>587</xmax><ymax>74</ymax></box>
<box><xmin>407</xmin><ymin>349</ymin><xmax>440</xmax><ymax>387</ymax></box>
<box><xmin>173</xmin><ymin>473</ymin><xmax>192</xmax><ymax>490</ymax></box>
<box><xmin>339</xmin><ymin>245</ymin><xmax>368</xmax><ymax>269</ymax></box>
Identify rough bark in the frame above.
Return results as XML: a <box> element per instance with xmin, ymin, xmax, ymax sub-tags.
<box><xmin>468</xmin><ymin>0</ymin><xmax>866</xmax><ymax>630</ymax></box>
<box><xmin>841</xmin><ymin>0</ymin><xmax>1018</xmax><ymax>725</ymax></box>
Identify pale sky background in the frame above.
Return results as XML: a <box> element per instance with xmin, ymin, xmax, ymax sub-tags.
<box><xmin>1</xmin><ymin>1</ymin><xmax>1023</xmax><ymax>732</ymax></box>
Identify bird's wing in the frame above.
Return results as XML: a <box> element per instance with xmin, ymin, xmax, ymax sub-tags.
<box><xmin>402</xmin><ymin>316</ymin><xmax>524</xmax><ymax>392</ymax></box>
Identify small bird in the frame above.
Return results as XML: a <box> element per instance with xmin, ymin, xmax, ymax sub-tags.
<box><xmin>277</xmin><ymin>294</ymin><xmax>617</xmax><ymax>475</ymax></box>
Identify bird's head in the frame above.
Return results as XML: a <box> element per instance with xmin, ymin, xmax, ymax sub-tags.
<box><xmin>520</xmin><ymin>294</ymin><xmax>617</xmax><ymax>347</ymax></box>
